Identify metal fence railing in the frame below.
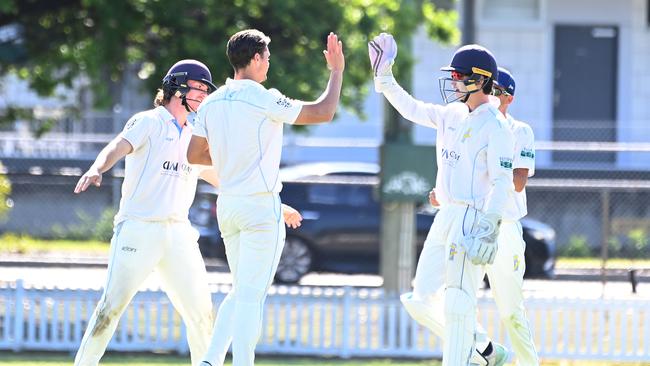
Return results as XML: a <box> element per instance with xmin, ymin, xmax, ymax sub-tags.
<box><xmin>1</xmin><ymin>280</ymin><xmax>649</xmax><ymax>362</ymax></box>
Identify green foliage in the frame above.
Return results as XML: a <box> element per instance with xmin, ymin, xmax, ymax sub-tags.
<box><xmin>627</xmin><ymin>228</ymin><xmax>649</xmax><ymax>257</ymax></box>
<box><xmin>0</xmin><ymin>0</ymin><xmax>458</xmax><ymax>118</ymax></box>
<box><xmin>560</xmin><ymin>235</ymin><xmax>593</xmax><ymax>258</ymax></box>
<box><xmin>0</xmin><ymin>232</ymin><xmax>30</xmax><ymax>254</ymax></box>
<box><xmin>50</xmin><ymin>208</ymin><xmax>115</xmax><ymax>242</ymax></box>
<box><xmin>0</xmin><ymin>161</ymin><xmax>12</xmax><ymax>220</ymax></box>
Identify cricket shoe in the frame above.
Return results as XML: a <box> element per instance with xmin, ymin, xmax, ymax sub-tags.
<box><xmin>470</xmin><ymin>341</ymin><xmax>509</xmax><ymax>366</ymax></box>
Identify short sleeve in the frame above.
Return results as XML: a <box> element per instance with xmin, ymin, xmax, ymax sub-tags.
<box><xmin>513</xmin><ymin>123</ymin><xmax>535</xmax><ymax>176</ymax></box>
<box><xmin>263</xmin><ymin>88</ymin><xmax>303</xmax><ymax>124</ymax></box>
<box><xmin>119</xmin><ymin>114</ymin><xmax>155</xmax><ymax>151</ymax></box>
<box><xmin>193</xmin><ymin>107</ymin><xmax>208</xmax><ymax>138</ymax></box>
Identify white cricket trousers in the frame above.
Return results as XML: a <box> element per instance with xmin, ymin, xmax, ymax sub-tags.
<box><xmin>402</xmin><ymin>212</ymin><xmax>539</xmax><ymax>366</ymax></box>
<box><xmin>202</xmin><ymin>193</ymin><xmax>285</xmax><ymax>366</ymax></box>
<box><xmin>481</xmin><ymin>221</ymin><xmax>539</xmax><ymax>366</ymax></box>
<box><xmin>74</xmin><ymin>220</ymin><xmax>213</xmax><ymax>366</ymax></box>
<box><xmin>400</xmin><ymin>204</ymin><xmax>485</xmax><ymax>366</ymax></box>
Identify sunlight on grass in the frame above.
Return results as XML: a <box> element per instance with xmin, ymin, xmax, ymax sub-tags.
<box><xmin>0</xmin><ymin>234</ymin><xmax>109</xmax><ymax>255</ymax></box>
<box><xmin>1</xmin><ymin>353</ymin><xmax>649</xmax><ymax>366</ymax></box>
<box><xmin>556</xmin><ymin>257</ymin><xmax>650</xmax><ymax>269</ymax></box>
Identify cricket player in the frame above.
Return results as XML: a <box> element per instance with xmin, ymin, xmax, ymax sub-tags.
<box><xmin>73</xmin><ymin>59</ymin><xmax>218</xmax><ymax>366</ymax></box>
<box><xmin>369</xmin><ymin>33</ymin><xmax>515</xmax><ymax>365</ymax></box>
<box><xmin>413</xmin><ymin>68</ymin><xmax>539</xmax><ymax>366</ymax></box>
<box><xmin>187</xmin><ymin>29</ymin><xmax>345</xmax><ymax>366</ymax></box>
<box><xmin>479</xmin><ymin>67</ymin><xmax>539</xmax><ymax>366</ymax></box>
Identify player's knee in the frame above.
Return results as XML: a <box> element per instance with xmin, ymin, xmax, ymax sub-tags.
<box><xmin>90</xmin><ymin>300</ymin><xmax>121</xmax><ymax>337</ymax></box>
<box><xmin>444</xmin><ymin>287</ymin><xmax>475</xmax><ymax>318</ymax></box>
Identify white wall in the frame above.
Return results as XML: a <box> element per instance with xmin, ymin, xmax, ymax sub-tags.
<box><xmin>475</xmin><ymin>0</ymin><xmax>648</xmax><ymax>169</ymax></box>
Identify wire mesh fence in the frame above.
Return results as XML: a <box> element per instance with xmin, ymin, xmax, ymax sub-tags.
<box><xmin>0</xmin><ymin>132</ymin><xmax>649</xmax><ymax>261</ymax></box>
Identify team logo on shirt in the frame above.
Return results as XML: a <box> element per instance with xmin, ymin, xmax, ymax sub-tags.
<box><xmin>441</xmin><ymin>148</ymin><xmax>461</xmax><ymax>167</ymax></box>
<box><xmin>499</xmin><ymin>157</ymin><xmax>513</xmax><ymax>169</ymax></box>
<box><xmin>520</xmin><ymin>148</ymin><xmax>535</xmax><ymax>159</ymax></box>
<box><xmin>449</xmin><ymin>242</ymin><xmax>458</xmax><ymax>260</ymax></box>
<box><xmin>461</xmin><ymin>128</ymin><xmax>472</xmax><ymax>142</ymax></box>
<box><xmin>276</xmin><ymin>97</ymin><xmax>293</xmax><ymax>108</ymax></box>
<box><xmin>162</xmin><ymin>160</ymin><xmax>193</xmax><ymax>179</ymax></box>
<box><xmin>513</xmin><ymin>255</ymin><xmax>521</xmax><ymax>271</ymax></box>
<box><xmin>124</xmin><ymin>117</ymin><xmax>139</xmax><ymax>131</ymax></box>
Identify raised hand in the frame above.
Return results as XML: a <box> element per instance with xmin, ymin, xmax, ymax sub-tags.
<box><xmin>368</xmin><ymin>33</ymin><xmax>397</xmax><ymax>77</ymax></box>
<box><xmin>323</xmin><ymin>32</ymin><xmax>345</xmax><ymax>72</ymax></box>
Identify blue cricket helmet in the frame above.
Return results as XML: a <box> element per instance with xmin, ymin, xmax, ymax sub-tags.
<box><xmin>441</xmin><ymin>44</ymin><xmax>498</xmax><ymax>79</ymax></box>
<box><xmin>162</xmin><ymin>59</ymin><xmax>216</xmax><ymax>94</ymax></box>
<box><xmin>495</xmin><ymin>66</ymin><xmax>516</xmax><ymax>96</ymax></box>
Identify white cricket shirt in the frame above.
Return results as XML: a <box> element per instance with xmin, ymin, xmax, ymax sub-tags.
<box><xmin>377</xmin><ymin>76</ymin><xmax>515</xmax><ymax>217</ymax></box>
<box><xmin>114</xmin><ymin>106</ymin><xmax>200</xmax><ymax>224</ymax></box>
<box><xmin>501</xmin><ymin>114</ymin><xmax>535</xmax><ymax>220</ymax></box>
<box><xmin>194</xmin><ymin>78</ymin><xmax>303</xmax><ymax>195</ymax></box>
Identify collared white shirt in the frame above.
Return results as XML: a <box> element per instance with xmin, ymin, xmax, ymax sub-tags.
<box><xmin>115</xmin><ymin>106</ymin><xmax>199</xmax><ymax>224</ymax></box>
<box><xmin>501</xmin><ymin>114</ymin><xmax>535</xmax><ymax>220</ymax></box>
<box><xmin>194</xmin><ymin>78</ymin><xmax>303</xmax><ymax>195</ymax></box>
<box><xmin>378</xmin><ymin>76</ymin><xmax>515</xmax><ymax>217</ymax></box>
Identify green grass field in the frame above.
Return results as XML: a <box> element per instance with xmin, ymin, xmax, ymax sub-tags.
<box><xmin>1</xmin><ymin>353</ymin><xmax>649</xmax><ymax>366</ymax></box>
<box><xmin>0</xmin><ymin>353</ymin><xmax>437</xmax><ymax>366</ymax></box>
<box><xmin>2</xmin><ymin>235</ymin><xmax>649</xmax><ymax>269</ymax></box>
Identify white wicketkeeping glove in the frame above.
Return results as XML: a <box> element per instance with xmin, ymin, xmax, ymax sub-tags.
<box><xmin>368</xmin><ymin>33</ymin><xmax>397</xmax><ymax>78</ymax></box>
<box><xmin>462</xmin><ymin>212</ymin><xmax>502</xmax><ymax>265</ymax></box>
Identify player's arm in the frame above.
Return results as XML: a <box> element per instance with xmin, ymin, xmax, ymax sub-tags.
<box><xmin>294</xmin><ymin>32</ymin><xmax>345</xmax><ymax>125</ymax></box>
<box><xmin>513</xmin><ymin>169</ymin><xmax>529</xmax><ymax>192</ymax></box>
<box><xmin>74</xmin><ymin>136</ymin><xmax>132</xmax><ymax>193</ymax></box>
<box><xmin>198</xmin><ymin>167</ymin><xmax>219</xmax><ymax>188</ymax></box>
<box><xmin>187</xmin><ymin>136</ymin><xmax>212</xmax><ymax>165</ymax></box>
<box><xmin>465</xmin><ymin>126</ymin><xmax>515</xmax><ymax>265</ymax></box>
<box><xmin>512</xmin><ymin>123</ymin><xmax>535</xmax><ymax>192</ymax></box>
<box><xmin>368</xmin><ymin>33</ymin><xmax>444</xmax><ymax>129</ymax></box>
<box><xmin>485</xmin><ymin>126</ymin><xmax>516</xmax><ymax>215</ymax></box>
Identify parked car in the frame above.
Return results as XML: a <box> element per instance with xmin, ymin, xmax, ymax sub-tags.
<box><xmin>190</xmin><ymin>162</ymin><xmax>556</xmax><ymax>283</ymax></box>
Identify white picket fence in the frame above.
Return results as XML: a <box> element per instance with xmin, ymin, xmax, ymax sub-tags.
<box><xmin>1</xmin><ymin>280</ymin><xmax>649</xmax><ymax>362</ymax></box>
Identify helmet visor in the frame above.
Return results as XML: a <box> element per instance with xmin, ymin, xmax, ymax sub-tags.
<box><xmin>438</xmin><ymin>77</ymin><xmax>471</xmax><ymax>104</ymax></box>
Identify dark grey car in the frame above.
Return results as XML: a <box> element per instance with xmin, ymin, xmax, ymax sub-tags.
<box><xmin>190</xmin><ymin>162</ymin><xmax>556</xmax><ymax>284</ymax></box>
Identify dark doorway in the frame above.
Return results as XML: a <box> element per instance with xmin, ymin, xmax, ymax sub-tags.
<box><xmin>552</xmin><ymin>25</ymin><xmax>618</xmax><ymax>164</ymax></box>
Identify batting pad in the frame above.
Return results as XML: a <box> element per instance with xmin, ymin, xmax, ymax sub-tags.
<box><xmin>443</xmin><ymin>287</ymin><xmax>476</xmax><ymax>366</ymax></box>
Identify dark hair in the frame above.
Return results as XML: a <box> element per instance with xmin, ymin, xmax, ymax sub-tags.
<box><xmin>482</xmin><ymin>78</ymin><xmax>494</xmax><ymax>95</ymax></box>
<box><xmin>226</xmin><ymin>29</ymin><xmax>271</xmax><ymax>71</ymax></box>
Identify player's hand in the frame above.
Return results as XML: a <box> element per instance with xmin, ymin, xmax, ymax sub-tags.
<box><xmin>428</xmin><ymin>188</ymin><xmax>440</xmax><ymax>207</ymax></box>
<box><xmin>282</xmin><ymin>204</ymin><xmax>303</xmax><ymax>229</ymax></box>
<box><xmin>463</xmin><ymin>212</ymin><xmax>501</xmax><ymax>265</ymax></box>
<box><xmin>74</xmin><ymin>167</ymin><xmax>102</xmax><ymax>194</ymax></box>
<box><xmin>368</xmin><ymin>33</ymin><xmax>397</xmax><ymax>77</ymax></box>
<box><xmin>323</xmin><ymin>32</ymin><xmax>345</xmax><ymax>72</ymax></box>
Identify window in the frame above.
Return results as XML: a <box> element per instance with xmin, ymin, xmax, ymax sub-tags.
<box><xmin>482</xmin><ymin>0</ymin><xmax>540</xmax><ymax>21</ymax></box>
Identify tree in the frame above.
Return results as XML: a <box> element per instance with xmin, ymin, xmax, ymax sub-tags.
<box><xmin>0</xmin><ymin>0</ymin><xmax>457</xmax><ymax>127</ymax></box>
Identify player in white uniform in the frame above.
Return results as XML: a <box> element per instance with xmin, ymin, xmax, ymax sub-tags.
<box><xmin>369</xmin><ymin>34</ymin><xmax>515</xmax><ymax>365</ymax></box>
<box><xmin>72</xmin><ymin>60</ymin><xmax>218</xmax><ymax>366</ymax></box>
<box><xmin>187</xmin><ymin>29</ymin><xmax>345</xmax><ymax>366</ymax></box>
<box><xmin>478</xmin><ymin>67</ymin><xmax>539</xmax><ymax>366</ymax></box>
<box><xmin>423</xmin><ymin>68</ymin><xmax>539</xmax><ymax>365</ymax></box>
